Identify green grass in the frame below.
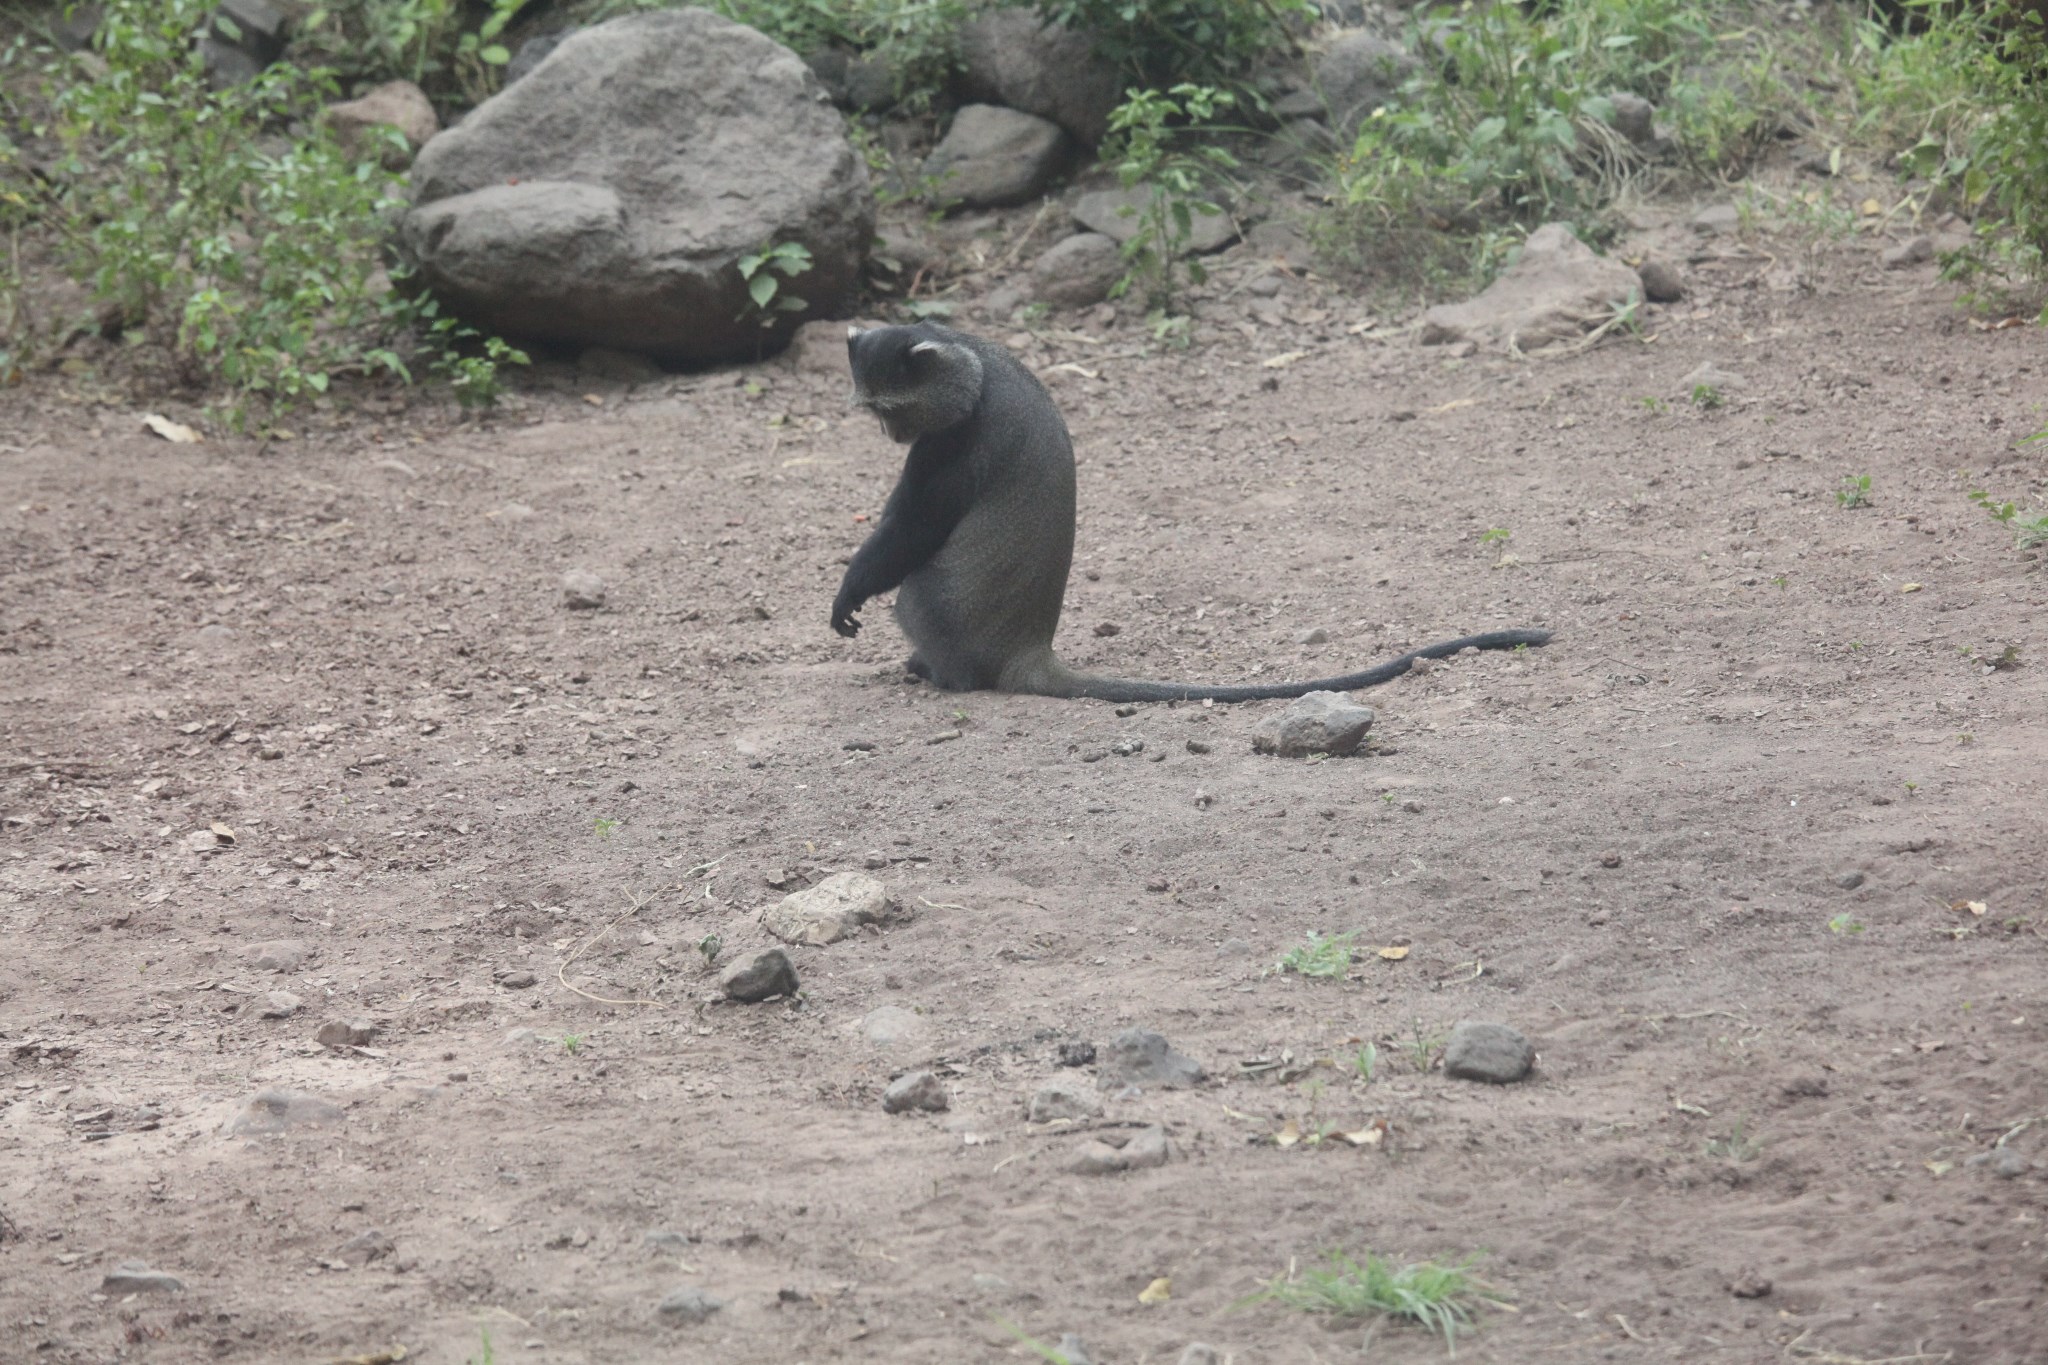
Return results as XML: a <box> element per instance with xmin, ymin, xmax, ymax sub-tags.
<box><xmin>1705</xmin><ymin>1116</ymin><xmax>1763</xmax><ymax>1162</ymax></box>
<box><xmin>1275</xmin><ymin>930</ymin><xmax>1359</xmax><ymax>979</ymax></box>
<box><xmin>1253</xmin><ymin>1250</ymin><xmax>1493</xmax><ymax>1351</ymax></box>
<box><xmin>1836</xmin><ymin>474</ymin><xmax>1874</xmax><ymax>508</ymax></box>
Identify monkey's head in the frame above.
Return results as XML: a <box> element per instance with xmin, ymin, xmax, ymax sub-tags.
<box><xmin>846</xmin><ymin>323</ymin><xmax>984</xmax><ymax>443</ymax></box>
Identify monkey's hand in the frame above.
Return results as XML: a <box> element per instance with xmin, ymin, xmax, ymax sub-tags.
<box><xmin>830</xmin><ymin>590</ymin><xmax>864</xmax><ymax>638</ymax></box>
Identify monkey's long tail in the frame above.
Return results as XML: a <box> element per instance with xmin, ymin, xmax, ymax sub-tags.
<box><xmin>1041</xmin><ymin>628</ymin><xmax>1553</xmax><ymax>704</ymax></box>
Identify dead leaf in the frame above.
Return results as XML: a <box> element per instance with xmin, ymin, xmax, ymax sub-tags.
<box><xmin>1377</xmin><ymin>945</ymin><xmax>1410</xmax><ymax>961</ymax></box>
<box><xmin>1913</xmin><ymin>1040</ymin><xmax>1946</xmax><ymax>1053</ymax></box>
<box><xmin>1860</xmin><ymin>197</ymin><xmax>1883</xmax><ymax>216</ymax></box>
<box><xmin>209</xmin><ymin>822</ymin><xmax>236</xmax><ymax>843</ymax></box>
<box><xmin>1901</xmin><ymin>582</ymin><xmax>1922</xmax><ymax>593</ymax></box>
<box><xmin>1138</xmin><ymin>1276</ymin><xmax>1171</xmax><ymax>1305</ymax></box>
<box><xmin>1261</xmin><ymin>350</ymin><xmax>1308</xmax><ymax>368</ymax></box>
<box><xmin>1044</xmin><ymin>362</ymin><xmax>1099</xmax><ymax>380</ymax></box>
<box><xmin>582</xmin><ymin>393</ymin><xmax>604</xmax><ymax>406</ymax></box>
<box><xmin>1337</xmin><ymin>1119</ymin><xmax>1388</xmax><ymax>1147</ymax></box>
<box><xmin>1968</xmin><ymin>316</ymin><xmax>2028</xmax><ymax>331</ymax></box>
<box><xmin>1925</xmin><ymin>1160</ymin><xmax>1953</xmax><ymax>1177</ymax></box>
<box><xmin>1220</xmin><ymin>1105</ymin><xmax>1260</xmax><ymax>1122</ymax></box>
<box><xmin>1274</xmin><ymin>1118</ymin><xmax>1302</xmax><ymax>1148</ymax></box>
<box><xmin>142</xmin><ymin>413</ymin><xmax>203</xmax><ymax>443</ymax></box>
<box><xmin>1949</xmin><ymin>899</ymin><xmax>1987</xmax><ymax>917</ymax></box>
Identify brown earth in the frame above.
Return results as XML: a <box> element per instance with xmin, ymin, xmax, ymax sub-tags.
<box><xmin>2</xmin><ymin>206</ymin><xmax>2046</xmax><ymax>1365</ymax></box>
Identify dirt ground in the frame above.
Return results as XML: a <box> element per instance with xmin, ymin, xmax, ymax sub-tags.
<box><xmin>2</xmin><ymin>202</ymin><xmax>2046</xmax><ymax>1365</ymax></box>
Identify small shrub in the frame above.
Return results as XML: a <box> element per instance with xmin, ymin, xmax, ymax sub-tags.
<box><xmin>1251</xmin><ymin>1249</ymin><xmax>1493</xmax><ymax>1350</ymax></box>
<box><xmin>1102</xmin><ymin>83</ymin><xmax>1240</xmax><ymax>308</ymax></box>
<box><xmin>1836</xmin><ymin>474</ymin><xmax>1874</xmax><ymax>508</ymax></box>
<box><xmin>1275</xmin><ymin>930</ymin><xmax>1358</xmax><ymax>979</ymax></box>
<box><xmin>1036</xmin><ymin>0</ymin><xmax>1315</xmax><ymax>89</ymax></box>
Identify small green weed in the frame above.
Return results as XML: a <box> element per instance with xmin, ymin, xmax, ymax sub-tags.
<box><xmin>560</xmin><ymin>1032</ymin><xmax>585</xmax><ymax>1054</ymax></box>
<box><xmin>1969</xmin><ymin>489</ymin><xmax>2048</xmax><ymax>549</ymax></box>
<box><xmin>1638</xmin><ymin>395</ymin><xmax>1668</xmax><ymax>412</ymax></box>
<box><xmin>1480</xmin><ymin>526</ymin><xmax>1512</xmax><ymax>544</ymax></box>
<box><xmin>1250</xmin><ymin>1249</ymin><xmax>1493</xmax><ymax>1350</ymax></box>
<box><xmin>1836</xmin><ymin>474</ymin><xmax>1874</xmax><ymax>508</ymax></box>
<box><xmin>1276</xmin><ymin>930</ymin><xmax>1359</xmax><ymax>979</ymax></box>
<box><xmin>1691</xmin><ymin>383</ymin><xmax>1724</xmax><ymax>410</ymax></box>
<box><xmin>1352</xmin><ymin>1043</ymin><xmax>1379</xmax><ymax>1084</ymax></box>
<box><xmin>1401</xmin><ymin>1019</ymin><xmax>1448</xmax><ymax>1073</ymax></box>
<box><xmin>593</xmin><ymin>816</ymin><xmax>621</xmax><ymax>839</ymax></box>
<box><xmin>1705</xmin><ymin>1116</ymin><xmax>1762</xmax><ymax>1161</ymax></box>
<box><xmin>464</xmin><ymin>1326</ymin><xmax>496</xmax><ymax>1365</ymax></box>
<box><xmin>696</xmin><ymin>933</ymin><xmax>723</xmax><ymax>966</ymax></box>
<box><xmin>736</xmin><ymin>240</ymin><xmax>813</xmax><ymax>327</ymax></box>
<box><xmin>1828</xmin><ymin>913</ymin><xmax>1866</xmax><ymax>936</ymax></box>
<box><xmin>1035</xmin><ymin>0</ymin><xmax>1314</xmax><ymax>89</ymax></box>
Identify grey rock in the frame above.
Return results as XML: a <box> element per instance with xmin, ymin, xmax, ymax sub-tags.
<box><xmin>1604</xmin><ymin>91</ymin><xmax>1657</xmax><ymax>147</ymax></box>
<box><xmin>657</xmin><ymin>1285</ymin><xmax>726</xmax><ymax>1325</ymax></box>
<box><xmin>1028</xmin><ymin>232</ymin><xmax>1124</xmax><ymax>310</ymax></box>
<box><xmin>1692</xmin><ymin>202</ymin><xmax>1741</xmax><ymax>234</ymax></box>
<box><xmin>223</xmin><ymin>1089</ymin><xmax>346</xmax><ymax>1136</ymax></box>
<box><xmin>1075</xmin><ymin>187</ymin><xmax>1240</xmax><ymax>255</ymax></box>
<box><xmin>402</xmin><ymin>10</ymin><xmax>873</xmax><ymax>364</ymax></box>
<box><xmin>1246</xmin><ymin>219</ymin><xmax>1316</xmax><ymax>272</ymax></box>
<box><xmin>578</xmin><ymin>346</ymin><xmax>665</xmax><ymax>386</ymax></box>
<box><xmin>53</xmin><ymin>3</ymin><xmax>102</xmax><ymax>52</ymax></box>
<box><xmin>873</xmin><ymin>222</ymin><xmax>941</xmax><ymax>277</ymax></box>
<box><xmin>1056</xmin><ymin>1040</ymin><xmax>1096</xmax><ymax>1067</ymax></box>
<box><xmin>324</xmin><ymin>81</ymin><xmax>438</xmax><ymax>167</ymax></box>
<box><xmin>1027</xmin><ymin>1079</ymin><xmax>1104</xmax><ymax>1123</ymax></box>
<box><xmin>1881</xmin><ymin>235</ymin><xmax>1935</xmax><ymax>269</ymax></box>
<box><xmin>1679</xmin><ymin>362</ymin><xmax>1745</xmax><ymax>394</ymax></box>
<box><xmin>334</xmin><ymin>1229</ymin><xmax>394</xmax><ymax>1266</ymax></box>
<box><xmin>561</xmin><ymin>569</ymin><xmax>606</xmax><ymax>610</ymax></box>
<box><xmin>719</xmin><ymin>948</ymin><xmax>800</xmax><ymax>1003</ymax></box>
<box><xmin>1097</xmin><ymin>1029</ymin><xmax>1205</xmax><ymax>1090</ymax></box>
<box><xmin>1296</xmin><ymin>626</ymin><xmax>1329</xmax><ymax>644</ymax></box>
<box><xmin>958</xmin><ymin>9</ymin><xmax>1123</xmax><ymax>145</ymax></box>
<box><xmin>504</xmin><ymin>1027</ymin><xmax>542</xmax><ymax>1045</ymax></box>
<box><xmin>1637</xmin><ymin>258</ymin><xmax>1685</xmax><ymax>303</ymax></box>
<box><xmin>504</xmin><ymin>29</ymin><xmax>575</xmax><ymax>86</ymax></box>
<box><xmin>258</xmin><ymin>991</ymin><xmax>301</xmax><ymax>1019</ymax></box>
<box><xmin>1179</xmin><ymin>1347</ymin><xmax>1223</xmax><ymax>1365</ymax></box>
<box><xmin>1992</xmin><ymin>1146</ymin><xmax>2031</xmax><ymax>1179</ymax></box>
<box><xmin>496</xmin><ymin>969</ymin><xmax>538</xmax><ymax>989</ymax></box>
<box><xmin>246</xmin><ymin>939</ymin><xmax>311</xmax><ymax>973</ymax></box>
<box><xmin>1314</xmin><ymin>31</ymin><xmax>1416</xmax><ymax>134</ymax></box>
<box><xmin>1420</xmin><ymin>223</ymin><xmax>1641</xmax><ymax>351</ymax></box>
<box><xmin>1834</xmin><ymin>871</ymin><xmax>1866</xmax><ymax>890</ymax></box>
<box><xmin>924</xmin><ymin>105</ymin><xmax>1072</xmax><ymax>210</ymax></box>
<box><xmin>202</xmin><ymin>0</ymin><xmax>288</xmax><ymax>87</ymax></box>
<box><xmin>882</xmin><ymin>1069</ymin><xmax>950</xmax><ymax>1114</ymax></box>
<box><xmin>1056</xmin><ymin>1335</ymin><xmax>1097</xmax><ymax>1365</ymax></box>
<box><xmin>1251</xmin><ymin>690</ymin><xmax>1375</xmax><ymax>758</ymax></box>
<box><xmin>842</xmin><ymin>50</ymin><xmax>903</xmax><ymax>111</ymax></box>
<box><xmin>315</xmin><ymin>1017</ymin><xmax>379</xmax><ymax>1048</ymax></box>
<box><xmin>1073</xmin><ymin>1124</ymin><xmax>1172</xmax><ymax>1174</ymax></box>
<box><xmin>861</xmin><ymin>1004</ymin><xmax>928</xmax><ymax>1049</ymax></box>
<box><xmin>1443</xmin><ymin>1021</ymin><xmax>1536</xmax><ymax>1084</ymax></box>
<box><xmin>764</xmin><ymin>871</ymin><xmax>896</xmax><ymax>946</ymax></box>
<box><xmin>101</xmin><ymin>1262</ymin><xmax>184</xmax><ymax>1295</ymax></box>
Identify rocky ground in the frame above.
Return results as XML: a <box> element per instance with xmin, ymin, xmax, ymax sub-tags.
<box><xmin>1</xmin><ymin>200</ymin><xmax>2045</xmax><ymax>1365</ymax></box>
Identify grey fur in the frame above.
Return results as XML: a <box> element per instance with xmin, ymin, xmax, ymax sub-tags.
<box><xmin>833</xmin><ymin>323</ymin><xmax>1551</xmax><ymax>702</ymax></box>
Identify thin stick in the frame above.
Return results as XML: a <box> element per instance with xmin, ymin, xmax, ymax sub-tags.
<box><xmin>556</xmin><ymin>891</ymin><xmax>665</xmax><ymax>1008</ymax></box>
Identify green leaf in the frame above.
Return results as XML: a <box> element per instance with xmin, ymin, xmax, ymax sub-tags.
<box><xmin>748</xmin><ymin>273</ymin><xmax>778</xmax><ymax>309</ymax></box>
<box><xmin>481</xmin><ymin>44</ymin><xmax>511</xmax><ymax>66</ymax></box>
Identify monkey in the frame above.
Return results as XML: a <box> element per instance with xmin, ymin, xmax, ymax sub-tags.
<box><xmin>830</xmin><ymin>322</ymin><xmax>1551</xmax><ymax>703</ymax></box>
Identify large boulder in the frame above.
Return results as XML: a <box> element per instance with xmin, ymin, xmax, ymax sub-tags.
<box><xmin>399</xmin><ymin>10</ymin><xmax>873</xmax><ymax>364</ymax></box>
<box><xmin>924</xmin><ymin>105</ymin><xmax>1072</xmax><ymax>209</ymax></box>
<box><xmin>1313</xmin><ymin>31</ymin><xmax>1416</xmax><ymax>136</ymax></box>
<box><xmin>957</xmin><ymin>9</ymin><xmax>1125</xmax><ymax>146</ymax></box>
<box><xmin>1419</xmin><ymin>223</ymin><xmax>1641</xmax><ymax>352</ymax></box>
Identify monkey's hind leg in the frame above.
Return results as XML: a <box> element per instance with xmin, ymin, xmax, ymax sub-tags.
<box><xmin>904</xmin><ymin>654</ymin><xmax>932</xmax><ymax>681</ymax></box>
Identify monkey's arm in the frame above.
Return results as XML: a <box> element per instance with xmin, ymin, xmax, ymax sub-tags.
<box><xmin>832</xmin><ymin>439</ymin><xmax>975</xmax><ymax>637</ymax></box>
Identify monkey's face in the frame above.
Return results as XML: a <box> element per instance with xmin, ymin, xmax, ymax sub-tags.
<box><xmin>846</xmin><ymin>324</ymin><xmax>948</xmax><ymax>441</ymax></box>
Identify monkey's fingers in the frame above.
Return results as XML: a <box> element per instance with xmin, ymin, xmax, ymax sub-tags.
<box><xmin>832</xmin><ymin>610</ymin><xmax>862</xmax><ymax>638</ymax></box>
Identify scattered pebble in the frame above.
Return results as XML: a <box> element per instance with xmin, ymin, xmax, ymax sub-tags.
<box><xmin>1027</xmin><ymin>1079</ymin><xmax>1104</xmax><ymax>1123</ymax></box>
<box><xmin>1692</xmin><ymin>202</ymin><xmax>1740</xmax><ymax>234</ymax></box>
<box><xmin>1296</xmin><ymin>626</ymin><xmax>1328</xmax><ymax>645</ymax></box>
<box><xmin>1073</xmin><ymin>1124</ymin><xmax>1171</xmax><ymax>1174</ymax></box>
<box><xmin>1112</xmin><ymin>737</ymin><xmax>1144</xmax><ymax>757</ymax></box>
<box><xmin>1145</xmin><ymin>876</ymin><xmax>1169</xmax><ymax>893</ymax></box>
<box><xmin>1097</xmin><ymin>1029</ymin><xmax>1205</xmax><ymax>1091</ymax></box>
<box><xmin>1443</xmin><ymin>1021</ymin><xmax>1536</xmax><ymax>1085</ymax></box>
<box><xmin>1193</xmin><ymin>789</ymin><xmax>1214</xmax><ymax>809</ymax></box>
<box><xmin>842</xmin><ymin>739</ymin><xmax>876</xmax><ymax>752</ymax></box>
<box><xmin>927</xmin><ymin>729</ymin><xmax>962</xmax><ymax>744</ymax></box>
<box><xmin>1081</xmin><ymin>749</ymin><xmax>1108</xmax><ymax>763</ymax></box>
<box><xmin>1880</xmin><ymin>235</ymin><xmax>1934</xmax><ymax>269</ymax></box>
<box><xmin>495</xmin><ymin>969</ymin><xmax>538</xmax><ymax>989</ymax></box>
<box><xmin>1114</xmin><ymin>704</ymin><xmax>1137</xmax><ymax>717</ymax></box>
<box><xmin>1251</xmin><ymin>691</ymin><xmax>1375</xmax><ymax>758</ymax></box>
<box><xmin>1402</xmin><ymin>800</ymin><xmax>1424</xmax><ymax>814</ymax></box>
<box><xmin>316</xmin><ymin>1018</ymin><xmax>379</xmax><ymax>1048</ymax></box>
<box><xmin>1969</xmin><ymin>1146</ymin><xmax>2032</xmax><ymax>1179</ymax></box>
<box><xmin>1599</xmin><ymin>851</ymin><xmax>1622</xmax><ymax>869</ymax></box>
<box><xmin>1728</xmin><ymin>1272</ymin><xmax>1772</xmax><ymax>1299</ymax></box>
<box><xmin>1056</xmin><ymin>1041</ymin><xmax>1096</xmax><ymax>1068</ymax></box>
<box><xmin>1636</xmin><ymin>258</ymin><xmax>1685</xmax><ymax>302</ymax></box>
<box><xmin>763</xmin><ymin>871</ymin><xmax>896</xmax><ymax>946</ymax></box>
<box><xmin>1094</xmin><ymin>622</ymin><xmax>1121</xmax><ymax>637</ymax></box>
<box><xmin>334</xmin><ymin>1230</ymin><xmax>395</xmax><ymax>1266</ymax></box>
<box><xmin>657</xmin><ymin>1286</ymin><xmax>725</xmax><ymax>1325</ymax></box>
<box><xmin>1217</xmin><ymin>937</ymin><xmax>1251</xmax><ymax>957</ymax></box>
<box><xmin>259</xmin><ymin>991</ymin><xmax>301</xmax><ymax>1019</ymax></box>
<box><xmin>1185</xmin><ymin>739</ymin><xmax>1211</xmax><ymax>755</ymax></box>
<box><xmin>561</xmin><ymin>568</ymin><xmax>607</xmax><ymax>610</ymax></box>
<box><xmin>860</xmin><ymin>1004</ymin><xmax>928</xmax><ymax>1049</ymax></box>
<box><xmin>719</xmin><ymin>948</ymin><xmax>800</xmax><ymax>1003</ymax></box>
<box><xmin>882</xmin><ymin>1070</ymin><xmax>949</xmax><ymax>1114</ymax></box>
<box><xmin>101</xmin><ymin>1263</ymin><xmax>184</xmax><ymax>1295</ymax></box>
<box><xmin>245</xmin><ymin>939</ymin><xmax>311</xmax><ymax>973</ymax></box>
<box><xmin>222</xmin><ymin>1089</ymin><xmax>345</xmax><ymax>1137</ymax></box>
<box><xmin>1835</xmin><ymin>871</ymin><xmax>1865</xmax><ymax>890</ymax></box>
<box><xmin>504</xmin><ymin>1027</ymin><xmax>542</xmax><ymax>1046</ymax></box>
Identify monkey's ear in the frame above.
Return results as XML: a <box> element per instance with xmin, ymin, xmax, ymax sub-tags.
<box><xmin>909</xmin><ymin>341</ymin><xmax>940</xmax><ymax>357</ymax></box>
<box><xmin>846</xmin><ymin>326</ymin><xmax>865</xmax><ymax>340</ymax></box>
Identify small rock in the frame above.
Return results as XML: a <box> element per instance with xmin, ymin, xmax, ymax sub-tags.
<box><xmin>763</xmin><ymin>871</ymin><xmax>897</xmax><ymax>946</ymax></box>
<box><xmin>1111</xmin><ymin>737</ymin><xmax>1144</xmax><ymax>757</ymax></box>
<box><xmin>1599</xmin><ymin>851</ymin><xmax>1622</xmax><ymax>869</ymax></box>
<box><xmin>1097</xmin><ymin>1029</ymin><xmax>1205</xmax><ymax>1091</ymax></box>
<box><xmin>1728</xmin><ymin>1272</ymin><xmax>1772</xmax><ymax>1299</ymax></box>
<box><xmin>1443</xmin><ymin>1021</ymin><xmax>1536</xmax><ymax>1084</ymax></box>
<box><xmin>926</xmin><ymin>729</ymin><xmax>963</xmax><ymax>744</ymax></box>
<box><xmin>245</xmin><ymin>939</ymin><xmax>311</xmax><ymax>973</ymax></box>
<box><xmin>1217</xmin><ymin>937</ymin><xmax>1251</xmax><ymax>957</ymax></box>
<box><xmin>1028</xmin><ymin>232</ymin><xmax>1124</xmax><ymax>310</ymax></box>
<box><xmin>223</xmin><ymin>1089</ymin><xmax>345</xmax><ymax>1136</ymax></box>
<box><xmin>1296</xmin><ymin>626</ymin><xmax>1328</xmax><ymax>645</ymax></box>
<box><xmin>1403</xmin><ymin>800</ymin><xmax>1424</xmax><ymax>813</ymax></box>
<box><xmin>719</xmin><ymin>948</ymin><xmax>800</xmax><ymax>1002</ymax></box>
<box><xmin>1679</xmin><ymin>362</ymin><xmax>1745</xmax><ymax>394</ymax></box>
<box><xmin>1056</xmin><ymin>1335</ymin><xmax>1097</xmax><ymax>1365</ymax></box>
<box><xmin>860</xmin><ymin>1004</ymin><xmax>927</xmax><ymax>1049</ymax></box>
<box><xmin>1094</xmin><ymin>621</ymin><xmax>1122</xmax><ymax>637</ymax></box>
<box><xmin>1145</xmin><ymin>875</ymin><xmax>1169</xmax><ymax>893</ymax></box>
<box><xmin>1075</xmin><ymin>186</ymin><xmax>1238</xmax><ymax>254</ymax></box>
<box><xmin>657</xmin><ymin>1286</ymin><xmax>725</xmax><ymax>1325</ymax></box>
<box><xmin>1991</xmin><ymin>1146</ymin><xmax>2031</xmax><ymax>1179</ymax></box>
<box><xmin>1835</xmin><ymin>871</ymin><xmax>1865</xmax><ymax>890</ymax></box>
<box><xmin>561</xmin><ymin>569</ymin><xmax>607</xmax><ymax>610</ymax></box>
<box><xmin>334</xmin><ymin>1230</ymin><xmax>394</xmax><ymax>1266</ymax></box>
<box><xmin>101</xmin><ymin>1263</ymin><xmax>184</xmax><ymax>1295</ymax></box>
<box><xmin>496</xmin><ymin>969</ymin><xmax>538</xmax><ymax>989</ymax></box>
<box><xmin>504</xmin><ymin>1027</ymin><xmax>542</xmax><ymax>1046</ymax></box>
<box><xmin>1056</xmin><ymin>1040</ymin><xmax>1096</xmax><ymax>1068</ymax></box>
<box><xmin>1692</xmin><ymin>203</ymin><xmax>1741</xmax><ymax>234</ymax></box>
<box><xmin>315</xmin><ymin>1017</ymin><xmax>378</xmax><ymax>1048</ymax></box>
<box><xmin>1179</xmin><ymin>1347</ymin><xmax>1223</xmax><ymax>1365</ymax></box>
<box><xmin>882</xmin><ymin>1070</ymin><xmax>950</xmax><ymax>1114</ymax></box>
<box><xmin>1027</xmin><ymin>1079</ymin><xmax>1103</xmax><ymax>1123</ymax></box>
<box><xmin>1636</xmin><ymin>258</ymin><xmax>1684</xmax><ymax>302</ymax></box>
<box><xmin>259</xmin><ymin>991</ymin><xmax>301</xmax><ymax>1019</ymax></box>
<box><xmin>1880</xmin><ymin>235</ymin><xmax>1934</xmax><ymax>269</ymax></box>
<box><xmin>1251</xmin><ymin>691</ymin><xmax>1375</xmax><ymax>758</ymax></box>
<box><xmin>1192</xmin><ymin>789</ymin><xmax>1215</xmax><ymax>809</ymax></box>
<box><xmin>1185</xmin><ymin>739</ymin><xmax>1211</xmax><ymax>755</ymax></box>
<box><xmin>1073</xmin><ymin>1124</ymin><xmax>1171</xmax><ymax>1174</ymax></box>
<box><xmin>323</xmin><ymin>79</ymin><xmax>439</xmax><ymax>166</ymax></box>
<box><xmin>1605</xmin><ymin>91</ymin><xmax>1657</xmax><ymax>146</ymax></box>
<box><xmin>924</xmin><ymin>104</ymin><xmax>1072</xmax><ymax>209</ymax></box>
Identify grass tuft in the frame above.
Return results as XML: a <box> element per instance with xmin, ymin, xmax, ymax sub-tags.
<box><xmin>1253</xmin><ymin>1249</ymin><xmax>1494</xmax><ymax>1352</ymax></box>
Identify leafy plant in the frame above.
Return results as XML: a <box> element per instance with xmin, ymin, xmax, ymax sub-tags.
<box><xmin>594</xmin><ymin>816</ymin><xmax>621</xmax><ymax>839</ymax></box>
<box><xmin>1836</xmin><ymin>473</ymin><xmax>1874</xmax><ymax>508</ymax></box>
<box><xmin>1828</xmin><ymin>912</ymin><xmax>1866</xmax><ymax>936</ymax></box>
<box><xmin>1691</xmin><ymin>382</ymin><xmax>1724</xmax><ymax>410</ymax></box>
<box><xmin>1276</xmin><ymin>930</ymin><xmax>1358</xmax><ymax>979</ymax></box>
<box><xmin>736</xmin><ymin>240</ymin><xmax>814</xmax><ymax>327</ymax></box>
<box><xmin>1250</xmin><ymin>1249</ymin><xmax>1494</xmax><ymax>1350</ymax></box>
<box><xmin>298</xmin><ymin>0</ymin><xmax>534</xmax><ymax>106</ymax></box>
<box><xmin>1480</xmin><ymin>526</ymin><xmax>1512</xmax><ymax>544</ymax></box>
<box><xmin>1036</xmin><ymin>0</ymin><xmax>1314</xmax><ymax>89</ymax></box>
<box><xmin>560</xmin><ymin>1031</ymin><xmax>585</xmax><ymax>1054</ymax></box>
<box><xmin>1400</xmin><ymin>1018</ymin><xmax>1448</xmax><ymax>1073</ymax></box>
<box><xmin>1705</xmin><ymin>1116</ymin><xmax>1762</xmax><ymax>1161</ymax></box>
<box><xmin>1969</xmin><ymin>488</ymin><xmax>2048</xmax><ymax>548</ymax></box>
<box><xmin>1102</xmin><ymin>83</ymin><xmax>1240</xmax><ymax>308</ymax></box>
<box><xmin>2</xmin><ymin>0</ymin><xmax>524</xmax><ymax>425</ymax></box>
<box><xmin>1352</xmin><ymin>1042</ymin><xmax>1379</xmax><ymax>1084</ymax></box>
